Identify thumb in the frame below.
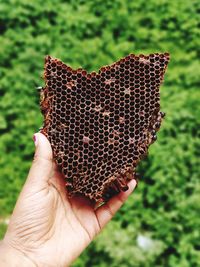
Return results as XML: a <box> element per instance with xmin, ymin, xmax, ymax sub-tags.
<box><xmin>26</xmin><ymin>133</ymin><xmax>53</xmax><ymax>185</ymax></box>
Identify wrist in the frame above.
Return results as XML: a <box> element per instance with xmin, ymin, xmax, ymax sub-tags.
<box><xmin>0</xmin><ymin>240</ymin><xmax>36</xmax><ymax>267</ymax></box>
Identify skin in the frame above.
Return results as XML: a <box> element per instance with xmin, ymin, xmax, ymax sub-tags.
<box><xmin>0</xmin><ymin>133</ymin><xmax>136</xmax><ymax>267</ymax></box>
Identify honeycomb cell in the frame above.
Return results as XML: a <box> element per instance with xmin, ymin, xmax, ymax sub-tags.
<box><xmin>40</xmin><ymin>53</ymin><xmax>170</xmax><ymax>204</ymax></box>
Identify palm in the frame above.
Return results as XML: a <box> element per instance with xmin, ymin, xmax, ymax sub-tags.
<box><xmin>31</xmin><ymin>168</ymin><xmax>102</xmax><ymax>266</ymax></box>
<box><xmin>4</xmin><ymin>133</ymin><xmax>135</xmax><ymax>267</ymax></box>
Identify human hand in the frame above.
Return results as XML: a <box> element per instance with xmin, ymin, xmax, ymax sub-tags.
<box><xmin>0</xmin><ymin>133</ymin><xmax>136</xmax><ymax>267</ymax></box>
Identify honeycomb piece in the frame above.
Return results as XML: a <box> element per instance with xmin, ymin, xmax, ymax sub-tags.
<box><xmin>40</xmin><ymin>52</ymin><xmax>170</xmax><ymax>203</ymax></box>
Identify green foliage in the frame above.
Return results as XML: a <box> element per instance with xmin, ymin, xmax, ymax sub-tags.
<box><xmin>0</xmin><ymin>223</ymin><xmax>7</xmax><ymax>240</ymax></box>
<box><xmin>0</xmin><ymin>0</ymin><xmax>199</xmax><ymax>266</ymax></box>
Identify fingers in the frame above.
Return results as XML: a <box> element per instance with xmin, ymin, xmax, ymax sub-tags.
<box><xmin>26</xmin><ymin>133</ymin><xmax>53</xmax><ymax>185</ymax></box>
<box><xmin>95</xmin><ymin>179</ymin><xmax>137</xmax><ymax>229</ymax></box>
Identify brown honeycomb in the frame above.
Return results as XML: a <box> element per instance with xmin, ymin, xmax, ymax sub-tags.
<box><xmin>39</xmin><ymin>52</ymin><xmax>170</xmax><ymax>203</ymax></box>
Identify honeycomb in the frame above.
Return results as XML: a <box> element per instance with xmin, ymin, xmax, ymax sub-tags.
<box><xmin>40</xmin><ymin>52</ymin><xmax>170</xmax><ymax>203</ymax></box>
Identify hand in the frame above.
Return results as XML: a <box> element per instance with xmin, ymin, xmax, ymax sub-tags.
<box><xmin>0</xmin><ymin>133</ymin><xmax>136</xmax><ymax>267</ymax></box>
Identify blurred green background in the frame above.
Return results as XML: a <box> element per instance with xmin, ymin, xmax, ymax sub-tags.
<box><xmin>0</xmin><ymin>0</ymin><xmax>200</xmax><ymax>266</ymax></box>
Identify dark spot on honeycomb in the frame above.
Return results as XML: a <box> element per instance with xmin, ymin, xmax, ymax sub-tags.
<box><xmin>40</xmin><ymin>53</ymin><xmax>170</xmax><ymax>203</ymax></box>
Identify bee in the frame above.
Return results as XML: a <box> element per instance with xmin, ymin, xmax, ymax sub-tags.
<box><xmin>154</xmin><ymin>121</ymin><xmax>161</xmax><ymax>130</ymax></box>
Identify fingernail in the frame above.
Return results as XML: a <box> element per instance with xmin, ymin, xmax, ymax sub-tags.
<box><xmin>128</xmin><ymin>179</ymin><xmax>137</xmax><ymax>191</ymax></box>
<box><xmin>33</xmin><ymin>134</ymin><xmax>37</xmax><ymax>146</ymax></box>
